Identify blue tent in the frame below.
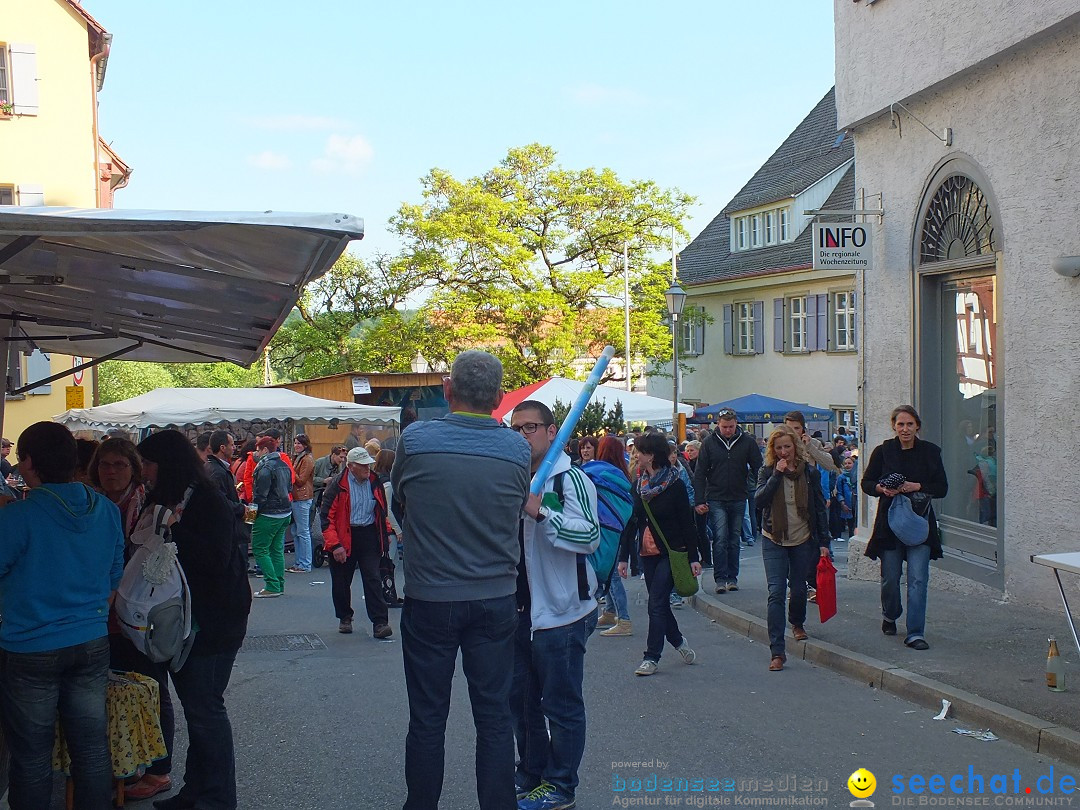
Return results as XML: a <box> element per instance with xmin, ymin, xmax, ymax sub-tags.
<box><xmin>690</xmin><ymin>394</ymin><xmax>834</xmax><ymax>424</ymax></box>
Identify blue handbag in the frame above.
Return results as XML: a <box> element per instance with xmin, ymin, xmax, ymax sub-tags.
<box><xmin>888</xmin><ymin>494</ymin><xmax>929</xmax><ymax>546</ymax></box>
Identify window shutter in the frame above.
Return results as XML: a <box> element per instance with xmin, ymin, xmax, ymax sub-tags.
<box><xmin>693</xmin><ymin>309</ymin><xmax>705</xmax><ymax>355</ymax></box>
<box><xmin>752</xmin><ymin>301</ymin><xmax>764</xmax><ymax>354</ymax></box>
<box><xmin>10</xmin><ymin>44</ymin><xmax>38</xmax><ymax>116</ymax></box>
<box><xmin>773</xmin><ymin>298</ymin><xmax>785</xmax><ymax>352</ymax></box>
<box><xmin>16</xmin><ymin>184</ymin><xmax>44</xmax><ymax>206</ymax></box>
<box><xmin>722</xmin><ymin>304</ymin><xmax>733</xmax><ymax>355</ymax></box>
<box><xmin>806</xmin><ymin>295</ymin><xmax>819</xmax><ymax>351</ymax></box>
<box><xmin>816</xmin><ymin>293</ymin><xmax>829</xmax><ymax>351</ymax></box>
<box><xmin>25</xmin><ymin>350</ymin><xmax>51</xmax><ymax>395</ymax></box>
<box><xmin>852</xmin><ymin>291</ymin><xmax>858</xmax><ymax>349</ymax></box>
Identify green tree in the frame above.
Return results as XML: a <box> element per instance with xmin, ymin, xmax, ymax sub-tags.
<box><xmin>392</xmin><ymin>144</ymin><xmax>695</xmax><ymax>389</ymax></box>
<box><xmin>96</xmin><ymin>359</ymin><xmax>262</xmax><ymax>405</ymax></box>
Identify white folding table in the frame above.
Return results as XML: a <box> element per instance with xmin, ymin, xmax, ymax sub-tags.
<box><xmin>1031</xmin><ymin>552</ymin><xmax>1080</xmax><ymax>654</ymax></box>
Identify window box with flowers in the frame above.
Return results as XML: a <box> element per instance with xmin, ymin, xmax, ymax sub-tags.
<box><xmin>0</xmin><ymin>99</ymin><xmax>12</xmax><ymax>119</ymax></box>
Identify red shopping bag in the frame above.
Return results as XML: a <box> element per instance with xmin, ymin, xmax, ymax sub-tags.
<box><xmin>816</xmin><ymin>555</ymin><xmax>837</xmax><ymax>623</ymax></box>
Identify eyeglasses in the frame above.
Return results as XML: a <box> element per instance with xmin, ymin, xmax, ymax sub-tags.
<box><xmin>98</xmin><ymin>460</ymin><xmax>131</xmax><ymax>471</ymax></box>
<box><xmin>510</xmin><ymin>422</ymin><xmax>550</xmax><ymax>435</ymax></box>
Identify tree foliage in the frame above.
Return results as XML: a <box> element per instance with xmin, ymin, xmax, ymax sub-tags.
<box><xmin>392</xmin><ymin>144</ymin><xmax>695</xmax><ymax>389</ymax></box>
<box><xmin>97</xmin><ymin>360</ymin><xmax>261</xmax><ymax>405</ymax></box>
<box><xmin>550</xmin><ymin>397</ymin><xmax>626</xmax><ymax>437</ymax></box>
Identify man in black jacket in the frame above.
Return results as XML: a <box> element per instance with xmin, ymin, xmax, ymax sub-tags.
<box><xmin>206</xmin><ymin>430</ymin><xmax>248</xmax><ymax>559</ymax></box>
<box><xmin>692</xmin><ymin>409</ymin><xmax>762</xmax><ymax>593</ymax></box>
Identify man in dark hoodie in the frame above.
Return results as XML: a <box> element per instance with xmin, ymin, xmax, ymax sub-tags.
<box><xmin>0</xmin><ymin>421</ymin><xmax>125</xmax><ymax>810</ymax></box>
<box><xmin>693</xmin><ymin>409</ymin><xmax>762</xmax><ymax>593</ymax></box>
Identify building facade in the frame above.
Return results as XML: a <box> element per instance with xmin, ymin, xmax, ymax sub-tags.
<box><xmin>835</xmin><ymin>0</ymin><xmax>1080</xmax><ymax>604</ymax></box>
<box><xmin>1</xmin><ymin>0</ymin><xmax>128</xmax><ymax>440</ymax></box>
<box><xmin>658</xmin><ymin>89</ymin><xmax>858</xmax><ymax>431</ymax></box>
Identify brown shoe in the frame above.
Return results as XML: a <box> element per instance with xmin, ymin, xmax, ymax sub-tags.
<box><xmin>769</xmin><ymin>655</ymin><xmax>785</xmax><ymax>672</ymax></box>
<box><xmin>792</xmin><ymin>626</ymin><xmax>808</xmax><ymax>641</ymax></box>
<box><xmin>338</xmin><ymin>619</ymin><xmax>353</xmax><ymax>634</ymax></box>
<box><xmin>373</xmin><ymin>623</ymin><xmax>393</xmax><ymax>639</ymax></box>
<box><xmin>600</xmin><ymin>620</ymin><xmax>633</xmax><ymax>637</ymax></box>
<box><xmin>596</xmin><ymin>611</ymin><xmax>618</xmax><ymax>629</ymax></box>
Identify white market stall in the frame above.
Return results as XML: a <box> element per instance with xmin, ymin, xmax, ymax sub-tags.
<box><xmin>53</xmin><ymin>387</ymin><xmax>398</xmax><ymax>435</ymax></box>
<box><xmin>492</xmin><ymin>377</ymin><xmax>694</xmax><ymax>426</ymax></box>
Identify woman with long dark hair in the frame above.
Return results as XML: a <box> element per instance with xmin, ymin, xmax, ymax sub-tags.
<box><xmin>861</xmin><ymin>405</ymin><xmax>948</xmax><ymax>650</ymax></box>
<box><xmin>616</xmin><ymin>433</ymin><xmax>700</xmax><ymax>676</ymax></box>
<box><xmin>137</xmin><ymin>430</ymin><xmax>252</xmax><ymax>810</ymax></box>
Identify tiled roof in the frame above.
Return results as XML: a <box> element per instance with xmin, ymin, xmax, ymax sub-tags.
<box><xmin>679</xmin><ymin>87</ymin><xmax>856</xmax><ymax>287</ymax></box>
<box><xmin>680</xmin><ymin>163</ymin><xmax>854</xmax><ymax>286</ymax></box>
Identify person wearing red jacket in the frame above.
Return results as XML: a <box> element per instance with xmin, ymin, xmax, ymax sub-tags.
<box><xmin>319</xmin><ymin>447</ymin><xmax>391</xmax><ymax>639</ymax></box>
<box><xmin>240</xmin><ymin>430</ymin><xmax>295</xmax><ymax>503</ymax></box>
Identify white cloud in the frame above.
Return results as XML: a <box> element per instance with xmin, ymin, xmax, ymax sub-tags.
<box><xmin>245</xmin><ymin>114</ymin><xmax>347</xmax><ymax>131</ymax></box>
<box><xmin>247</xmin><ymin>150</ymin><xmax>291</xmax><ymax>170</ymax></box>
<box><xmin>568</xmin><ymin>83</ymin><xmax>649</xmax><ymax>108</ymax></box>
<box><xmin>310</xmin><ymin>134</ymin><xmax>375</xmax><ymax>176</ymax></box>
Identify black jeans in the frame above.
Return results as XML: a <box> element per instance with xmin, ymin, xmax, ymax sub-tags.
<box><xmin>169</xmin><ymin>649</ymin><xmax>240</xmax><ymax>809</ymax></box>
<box><xmin>109</xmin><ymin>634</ymin><xmax>174</xmax><ymax>776</ymax></box>
<box><xmin>641</xmin><ymin>555</ymin><xmax>684</xmax><ymax>662</ymax></box>
<box><xmin>401</xmin><ymin>594</ymin><xmax>517</xmax><ymax>810</ymax></box>
<box><xmin>329</xmin><ymin>524</ymin><xmax>387</xmax><ymax>627</ymax></box>
<box><xmin>0</xmin><ymin>636</ymin><xmax>112</xmax><ymax>810</ymax></box>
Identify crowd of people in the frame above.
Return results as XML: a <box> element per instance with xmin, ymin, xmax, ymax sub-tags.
<box><xmin>0</xmin><ymin>347</ymin><xmax>947</xmax><ymax>810</ymax></box>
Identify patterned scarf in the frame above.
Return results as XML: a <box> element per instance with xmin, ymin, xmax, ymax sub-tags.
<box><xmin>769</xmin><ymin>461</ymin><xmax>808</xmax><ymax>543</ymax></box>
<box><xmin>638</xmin><ymin>465</ymin><xmax>679</xmax><ymax>502</ymax></box>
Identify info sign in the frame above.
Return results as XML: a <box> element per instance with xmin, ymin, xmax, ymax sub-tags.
<box><xmin>812</xmin><ymin>223</ymin><xmax>873</xmax><ymax>271</ymax></box>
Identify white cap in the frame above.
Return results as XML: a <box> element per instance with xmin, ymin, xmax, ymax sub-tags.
<box><xmin>346</xmin><ymin>447</ymin><xmax>375</xmax><ymax>465</ymax></box>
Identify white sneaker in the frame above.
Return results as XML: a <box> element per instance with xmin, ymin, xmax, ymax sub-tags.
<box><xmin>634</xmin><ymin>659</ymin><xmax>658</xmax><ymax>676</ymax></box>
<box><xmin>676</xmin><ymin>639</ymin><xmax>696</xmax><ymax>664</ymax></box>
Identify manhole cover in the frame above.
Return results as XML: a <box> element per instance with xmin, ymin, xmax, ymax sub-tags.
<box><xmin>241</xmin><ymin>633</ymin><xmax>327</xmax><ymax>652</ymax></box>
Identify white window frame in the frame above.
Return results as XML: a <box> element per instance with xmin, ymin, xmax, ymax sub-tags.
<box><xmin>831</xmin><ymin>290</ymin><xmax>856</xmax><ymax>352</ymax></box>
<box><xmin>680</xmin><ymin>306</ymin><xmax>702</xmax><ymax>356</ymax></box>
<box><xmin>765</xmin><ymin>210</ymin><xmax>776</xmax><ymax>245</ymax></box>
<box><xmin>735</xmin><ymin>301</ymin><xmax>755</xmax><ymax>355</ymax></box>
<box><xmin>750</xmin><ymin>214</ymin><xmax>761</xmax><ymax>247</ymax></box>
<box><xmin>779</xmin><ymin>208</ymin><xmax>790</xmax><ymax>242</ymax></box>
<box><xmin>787</xmin><ymin>295</ymin><xmax>807</xmax><ymax>353</ymax></box>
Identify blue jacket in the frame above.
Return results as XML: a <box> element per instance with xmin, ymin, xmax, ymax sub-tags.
<box><xmin>0</xmin><ymin>483</ymin><xmax>125</xmax><ymax>653</ymax></box>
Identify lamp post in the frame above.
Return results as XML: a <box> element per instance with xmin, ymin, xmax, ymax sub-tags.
<box><xmin>664</xmin><ymin>282</ymin><xmax>686</xmax><ymax>435</ymax></box>
<box><xmin>410</xmin><ymin>352</ymin><xmax>429</xmax><ymax>374</ymax></box>
<box><xmin>624</xmin><ymin>241</ymin><xmax>632</xmax><ymax>391</ymax></box>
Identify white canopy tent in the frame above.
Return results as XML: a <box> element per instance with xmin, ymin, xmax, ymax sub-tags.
<box><xmin>492</xmin><ymin>377</ymin><xmax>694</xmax><ymax>426</ymax></box>
<box><xmin>0</xmin><ymin>207</ymin><xmax>365</xmax><ymax>431</ymax></box>
<box><xmin>53</xmin><ymin>387</ymin><xmax>398</xmax><ymax>433</ymax></box>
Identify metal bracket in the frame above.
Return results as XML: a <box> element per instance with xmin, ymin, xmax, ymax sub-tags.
<box><xmin>8</xmin><ymin>342</ymin><xmax>143</xmax><ymax>396</ymax></box>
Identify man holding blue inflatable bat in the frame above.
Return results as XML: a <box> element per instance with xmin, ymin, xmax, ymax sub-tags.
<box><xmin>511</xmin><ymin>399</ymin><xmax>601</xmax><ymax>810</ymax></box>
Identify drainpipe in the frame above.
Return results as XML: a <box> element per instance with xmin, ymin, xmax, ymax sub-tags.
<box><xmin>89</xmin><ymin>33</ymin><xmax>112</xmax><ymax>208</ymax></box>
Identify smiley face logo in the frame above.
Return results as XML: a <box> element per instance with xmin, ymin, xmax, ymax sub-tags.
<box><xmin>847</xmin><ymin>768</ymin><xmax>877</xmax><ymax>799</ymax></box>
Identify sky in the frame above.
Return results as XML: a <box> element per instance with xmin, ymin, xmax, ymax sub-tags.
<box><xmin>87</xmin><ymin>0</ymin><xmax>836</xmax><ymax>261</ymax></box>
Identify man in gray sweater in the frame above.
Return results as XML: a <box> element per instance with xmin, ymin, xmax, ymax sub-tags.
<box><xmin>391</xmin><ymin>350</ymin><xmax>531</xmax><ymax>810</ymax></box>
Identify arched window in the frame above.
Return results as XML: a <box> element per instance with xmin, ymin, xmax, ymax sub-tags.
<box><xmin>919</xmin><ymin>175</ymin><xmax>997</xmax><ymax>264</ymax></box>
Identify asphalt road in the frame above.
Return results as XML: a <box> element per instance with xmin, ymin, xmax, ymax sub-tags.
<box><xmin>24</xmin><ymin>558</ymin><xmax>1080</xmax><ymax>809</ymax></box>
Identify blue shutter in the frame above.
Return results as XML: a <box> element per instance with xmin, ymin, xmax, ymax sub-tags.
<box><xmin>773</xmin><ymin>298</ymin><xmax>785</xmax><ymax>352</ymax></box>
<box><xmin>723</xmin><ymin>304</ymin><xmax>733</xmax><ymax>355</ymax></box>
<box><xmin>694</xmin><ymin>311</ymin><xmax>705</xmax><ymax>355</ymax></box>
<box><xmin>816</xmin><ymin>293</ymin><xmax>829</xmax><ymax>351</ymax></box>
<box><xmin>752</xmin><ymin>301</ymin><xmax>764</xmax><ymax>355</ymax></box>
<box><xmin>26</xmin><ymin>350</ymin><xmax>51</xmax><ymax>395</ymax></box>
<box><xmin>806</xmin><ymin>295</ymin><xmax>819</xmax><ymax>351</ymax></box>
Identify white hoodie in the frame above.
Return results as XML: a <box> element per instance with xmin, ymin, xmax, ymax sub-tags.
<box><xmin>521</xmin><ymin>452</ymin><xmax>601</xmax><ymax>632</ymax></box>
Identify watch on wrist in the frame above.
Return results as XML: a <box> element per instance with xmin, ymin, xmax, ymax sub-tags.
<box><xmin>536</xmin><ymin>505</ymin><xmax>551</xmax><ymax>523</ymax></box>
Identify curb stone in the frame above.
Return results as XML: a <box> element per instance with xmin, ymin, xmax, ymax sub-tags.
<box><xmin>690</xmin><ymin>594</ymin><xmax>1080</xmax><ymax>767</ymax></box>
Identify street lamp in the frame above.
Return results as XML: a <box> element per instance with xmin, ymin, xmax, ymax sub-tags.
<box><xmin>664</xmin><ymin>282</ymin><xmax>686</xmax><ymax>435</ymax></box>
<box><xmin>410</xmin><ymin>352</ymin><xmax>429</xmax><ymax>374</ymax></box>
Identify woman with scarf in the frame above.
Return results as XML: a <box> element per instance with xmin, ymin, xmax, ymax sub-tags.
<box><xmin>755</xmin><ymin>426</ymin><xmax>831</xmax><ymax>672</ymax></box>
<box><xmin>616</xmin><ymin>433</ymin><xmax>701</xmax><ymax>676</ymax></box>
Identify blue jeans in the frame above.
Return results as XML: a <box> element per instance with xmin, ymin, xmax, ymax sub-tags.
<box><xmin>761</xmin><ymin>539</ymin><xmax>819</xmax><ymax>658</ymax></box>
<box><xmin>511</xmin><ymin>608</ymin><xmax>597</xmax><ymax>796</ymax></box>
<box><xmin>708</xmin><ymin>499</ymin><xmax>746</xmax><ymax>584</ymax></box>
<box><xmin>401</xmin><ymin>595</ymin><xmax>517</xmax><ymax>810</ymax></box>
<box><xmin>0</xmin><ymin>636</ymin><xmax>112</xmax><ymax>810</ymax></box>
<box><xmin>606</xmin><ymin>571</ymin><xmax>630</xmax><ymax>620</ymax></box>
<box><xmin>880</xmin><ymin>543</ymin><xmax>931</xmax><ymax>643</ymax></box>
<box><xmin>291</xmin><ymin>498</ymin><xmax>313</xmax><ymax>570</ymax></box>
<box><xmin>742</xmin><ymin>501</ymin><xmax>755</xmax><ymax>544</ymax></box>
<box><xmin>169</xmin><ymin>649</ymin><xmax>240</xmax><ymax>809</ymax></box>
<box><xmin>641</xmin><ymin>555</ymin><xmax>684</xmax><ymax>662</ymax></box>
